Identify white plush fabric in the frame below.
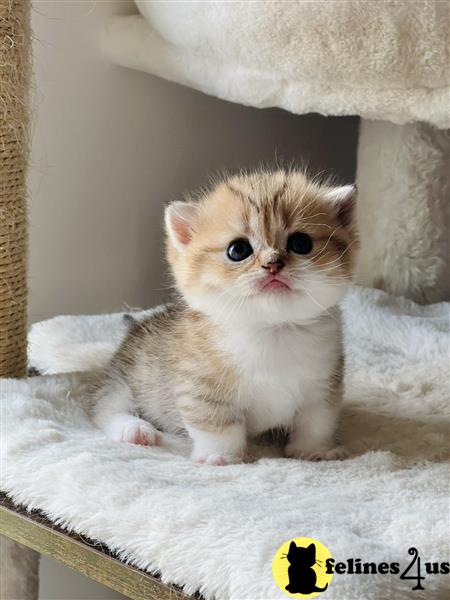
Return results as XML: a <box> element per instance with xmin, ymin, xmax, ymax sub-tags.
<box><xmin>356</xmin><ymin>121</ymin><xmax>450</xmax><ymax>304</ymax></box>
<box><xmin>2</xmin><ymin>287</ymin><xmax>449</xmax><ymax>599</ymax></box>
<box><xmin>101</xmin><ymin>1</ymin><xmax>449</xmax><ymax>128</ymax></box>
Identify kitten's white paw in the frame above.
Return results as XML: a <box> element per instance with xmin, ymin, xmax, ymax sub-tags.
<box><xmin>103</xmin><ymin>415</ymin><xmax>161</xmax><ymax>446</ymax></box>
<box><xmin>188</xmin><ymin>423</ymin><xmax>246</xmax><ymax>466</ymax></box>
<box><xmin>191</xmin><ymin>452</ymin><xmax>240</xmax><ymax>466</ymax></box>
<box><xmin>286</xmin><ymin>445</ymin><xmax>349</xmax><ymax>461</ymax></box>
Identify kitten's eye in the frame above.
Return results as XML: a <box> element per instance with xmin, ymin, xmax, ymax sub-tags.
<box><xmin>227</xmin><ymin>239</ymin><xmax>253</xmax><ymax>262</ymax></box>
<box><xmin>287</xmin><ymin>232</ymin><xmax>313</xmax><ymax>255</ymax></box>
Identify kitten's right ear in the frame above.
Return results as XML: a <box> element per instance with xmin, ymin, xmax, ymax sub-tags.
<box><xmin>323</xmin><ymin>184</ymin><xmax>357</xmax><ymax>228</ymax></box>
<box><xmin>165</xmin><ymin>201</ymin><xmax>198</xmax><ymax>251</ymax></box>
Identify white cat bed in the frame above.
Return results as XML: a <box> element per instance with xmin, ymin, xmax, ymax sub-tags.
<box><xmin>2</xmin><ymin>287</ymin><xmax>449</xmax><ymax>599</ymax></box>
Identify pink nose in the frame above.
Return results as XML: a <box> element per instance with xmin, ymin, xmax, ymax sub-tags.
<box><xmin>262</xmin><ymin>260</ymin><xmax>284</xmax><ymax>275</ymax></box>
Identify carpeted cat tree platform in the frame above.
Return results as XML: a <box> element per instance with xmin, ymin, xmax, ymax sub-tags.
<box><xmin>2</xmin><ymin>287</ymin><xmax>450</xmax><ymax>599</ymax></box>
<box><xmin>102</xmin><ymin>0</ymin><xmax>450</xmax><ymax>303</ymax></box>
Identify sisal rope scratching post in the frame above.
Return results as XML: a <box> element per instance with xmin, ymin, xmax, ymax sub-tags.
<box><xmin>1</xmin><ymin>1</ymin><xmax>39</xmax><ymax>598</ymax></box>
<box><xmin>0</xmin><ymin>0</ymin><xmax>28</xmax><ymax>375</ymax></box>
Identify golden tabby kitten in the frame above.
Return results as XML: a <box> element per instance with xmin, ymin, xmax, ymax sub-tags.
<box><xmin>92</xmin><ymin>169</ymin><xmax>357</xmax><ymax>465</ymax></box>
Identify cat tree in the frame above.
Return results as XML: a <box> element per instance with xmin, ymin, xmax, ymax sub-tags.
<box><xmin>0</xmin><ymin>1</ymin><xmax>39</xmax><ymax>599</ymax></box>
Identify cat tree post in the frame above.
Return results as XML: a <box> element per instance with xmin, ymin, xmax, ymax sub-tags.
<box><xmin>0</xmin><ymin>1</ymin><xmax>40</xmax><ymax>598</ymax></box>
<box><xmin>356</xmin><ymin>119</ymin><xmax>450</xmax><ymax>304</ymax></box>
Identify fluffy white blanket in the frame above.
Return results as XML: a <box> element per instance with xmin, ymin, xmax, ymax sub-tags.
<box><xmin>2</xmin><ymin>287</ymin><xmax>449</xmax><ymax>599</ymax></box>
<box><xmin>101</xmin><ymin>1</ymin><xmax>449</xmax><ymax>128</ymax></box>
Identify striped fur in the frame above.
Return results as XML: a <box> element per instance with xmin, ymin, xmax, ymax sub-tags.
<box><xmin>92</xmin><ymin>169</ymin><xmax>357</xmax><ymax>465</ymax></box>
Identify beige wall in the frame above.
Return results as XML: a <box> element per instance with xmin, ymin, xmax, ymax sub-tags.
<box><xmin>30</xmin><ymin>1</ymin><xmax>358</xmax><ymax>598</ymax></box>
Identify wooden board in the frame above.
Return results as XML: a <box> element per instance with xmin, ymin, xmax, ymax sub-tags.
<box><xmin>0</xmin><ymin>495</ymin><xmax>194</xmax><ymax>600</ymax></box>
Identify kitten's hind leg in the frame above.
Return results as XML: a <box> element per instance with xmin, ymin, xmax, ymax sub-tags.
<box><xmin>92</xmin><ymin>379</ymin><xmax>162</xmax><ymax>447</ymax></box>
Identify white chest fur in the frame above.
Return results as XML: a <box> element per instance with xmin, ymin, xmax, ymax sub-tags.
<box><xmin>217</xmin><ymin>316</ymin><xmax>341</xmax><ymax>435</ymax></box>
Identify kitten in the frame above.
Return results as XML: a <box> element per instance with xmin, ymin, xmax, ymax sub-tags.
<box><xmin>91</xmin><ymin>169</ymin><xmax>357</xmax><ymax>465</ymax></box>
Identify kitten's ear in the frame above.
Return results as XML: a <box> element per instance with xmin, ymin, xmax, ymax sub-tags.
<box><xmin>323</xmin><ymin>184</ymin><xmax>357</xmax><ymax>228</ymax></box>
<box><xmin>165</xmin><ymin>201</ymin><xmax>198</xmax><ymax>251</ymax></box>
<box><xmin>289</xmin><ymin>541</ymin><xmax>297</xmax><ymax>551</ymax></box>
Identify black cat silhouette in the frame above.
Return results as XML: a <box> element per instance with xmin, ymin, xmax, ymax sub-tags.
<box><xmin>285</xmin><ymin>541</ymin><xmax>328</xmax><ymax>595</ymax></box>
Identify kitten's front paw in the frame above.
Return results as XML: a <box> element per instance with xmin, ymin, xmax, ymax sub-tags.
<box><xmin>191</xmin><ymin>452</ymin><xmax>241</xmax><ymax>466</ymax></box>
<box><xmin>103</xmin><ymin>415</ymin><xmax>162</xmax><ymax>447</ymax></box>
<box><xmin>286</xmin><ymin>444</ymin><xmax>349</xmax><ymax>461</ymax></box>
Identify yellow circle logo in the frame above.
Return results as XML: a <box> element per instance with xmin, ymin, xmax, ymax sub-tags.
<box><xmin>272</xmin><ymin>537</ymin><xmax>333</xmax><ymax>597</ymax></box>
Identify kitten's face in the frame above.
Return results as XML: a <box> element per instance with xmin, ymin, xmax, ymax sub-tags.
<box><xmin>165</xmin><ymin>170</ymin><xmax>357</xmax><ymax>327</ymax></box>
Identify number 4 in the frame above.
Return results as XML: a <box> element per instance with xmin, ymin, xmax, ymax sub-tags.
<box><xmin>400</xmin><ymin>547</ymin><xmax>425</xmax><ymax>590</ymax></box>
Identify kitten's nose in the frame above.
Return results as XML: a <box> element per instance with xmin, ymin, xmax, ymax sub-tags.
<box><xmin>262</xmin><ymin>260</ymin><xmax>284</xmax><ymax>275</ymax></box>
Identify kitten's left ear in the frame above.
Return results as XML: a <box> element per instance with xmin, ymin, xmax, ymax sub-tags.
<box><xmin>165</xmin><ymin>201</ymin><xmax>198</xmax><ymax>252</ymax></box>
<box><xmin>323</xmin><ymin>184</ymin><xmax>357</xmax><ymax>228</ymax></box>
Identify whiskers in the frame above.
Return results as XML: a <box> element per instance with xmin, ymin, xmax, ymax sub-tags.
<box><xmin>293</xmin><ymin>277</ymin><xmax>341</xmax><ymax>322</ymax></box>
<box><xmin>308</xmin><ymin>238</ymin><xmax>357</xmax><ymax>270</ymax></box>
<box><xmin>206</xmin><ymin>284</ymin><xmax>253</xmax><ymax>327</ymax></box>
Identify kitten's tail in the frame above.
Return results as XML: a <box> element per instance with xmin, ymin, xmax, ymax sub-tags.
<box><xmin>313</xmin><ymin>583</ymin><xmax>328</xmax><ymax>592</ymax></box>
